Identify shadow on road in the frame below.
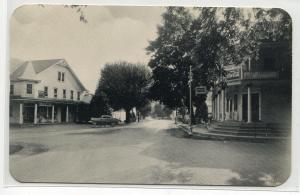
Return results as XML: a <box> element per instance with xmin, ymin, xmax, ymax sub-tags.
<box><xmin>166</xmin><ymin>128</ymin><xmax>191</xmax><ymax>138</ymax></box>
<box><xmin>227</xmin><ymin>166</ymin><xmax>291</xmax><ymax>186</ymax></box>
<box><xmin>66</xmin><ymin>128</ymin><xmax>122</xmax><ymax>136</ymax></box>
<box><xmin>10</xmin><ymin>142</ymin><xmax>49</xmax><ymax>156</ymax></box>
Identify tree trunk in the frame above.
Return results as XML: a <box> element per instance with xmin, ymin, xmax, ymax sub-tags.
<box><xmin>125</xmin><ymin>109</ymin><xmax>131</xmax><ymax>123</ymax></box>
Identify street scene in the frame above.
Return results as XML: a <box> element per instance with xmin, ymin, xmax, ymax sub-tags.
<box><xmin>10</xmin><ymin>119</ymin><xmax>290</xmax><ymax>186</ymax></box>
<box><xmin>9</xmin><ymin>6</ymin><xmax>292</xmax><ymax>186</ymax></box>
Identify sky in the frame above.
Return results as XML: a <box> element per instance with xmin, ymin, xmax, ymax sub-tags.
<box><xmin>10</xmin><ymin>5</ymin><xmax>165</xmax><ymax>92</ymax></box>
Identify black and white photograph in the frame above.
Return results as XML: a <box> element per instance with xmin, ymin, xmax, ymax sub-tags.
<box><xmin>8</xmin><ymin>5</ymin><xmax>292</xmax><ymax>187</ymax></box>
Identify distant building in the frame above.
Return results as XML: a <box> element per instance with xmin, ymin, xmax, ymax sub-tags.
<box><xmin>9</xmin><ymin>59</ymin><xmax>91</xmax><ymax>124</ymax></box>
<box><xmin>211</xmin><ymin>41</ymin><xmax>291</xmax><ymax>125</ymax></box>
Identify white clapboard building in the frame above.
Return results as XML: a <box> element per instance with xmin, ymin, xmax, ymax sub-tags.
<box><xmin>9</xmin><ymin>59</ymin><xmax>92</xmax><ymax>124</ymax></box>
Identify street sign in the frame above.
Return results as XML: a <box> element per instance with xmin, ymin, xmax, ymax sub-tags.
<box><xmin>195</xmin><ymin>86</ymin><xmax>207</xmax><ymax>95</ymax></box>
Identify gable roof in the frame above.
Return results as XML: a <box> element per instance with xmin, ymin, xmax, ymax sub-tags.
<box><xmin>10</xmin><ymin>61</ymin><xmax>28</xmax><ymax>80</ymax></box>
<box><xmin>10</xmin><ymin>59</ymin><xmax>87</xmax><ymax>91</ymax></box>
<box><xmin>31</xmin><ymin>59</ymin><xmax>62</xmax><ymax>74</ymax></box>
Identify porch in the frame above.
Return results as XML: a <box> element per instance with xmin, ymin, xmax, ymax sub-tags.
<box><xmin>10</xmin><ymin>98</ymin><xmax>82</xmax><ymax>125</ymax></box>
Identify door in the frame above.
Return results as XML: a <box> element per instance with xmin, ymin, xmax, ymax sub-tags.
<box><xmin>242</xmin><ymin>93</ymin><xmax>260</xmax><ymax>122</ymax></box>
<box><xmin>23</xmin><ymin>104</ymin><xmax>34</xmax><ymax>123</ymax></box>
<box><xmin>61</xmin><ymin>107</ymin><xmax>66</xmax><ymax>122</ymax></box>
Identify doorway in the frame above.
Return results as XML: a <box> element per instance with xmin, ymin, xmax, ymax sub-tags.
<box><xmin>23</xmin><ymin>104</ymin><xmax>34</xmax><ymax>123</ymax></box>
<box><xmin>242</xmin><ymin>93</ymin><xmax>260</xmax><ymax>122</ymax></box>
<box><xmin>61</xmin><ymin>106</ymin><xmax>66</xmax><ymax>122</ymax></box>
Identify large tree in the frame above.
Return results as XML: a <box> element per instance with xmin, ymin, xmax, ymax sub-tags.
<box><xmin>147</xmin><ymin>7</ymin><xmax>292</xmax><ymax>123</ymax></box>
<box><xmin>97</xmin><ymin>62</ymin><xmax>151</xmax><ymax>123</ymax></box>
<box><xmin>147</xmin><ymin>7</ymin><xmax>194</xmax><ymax>111</ymax></box>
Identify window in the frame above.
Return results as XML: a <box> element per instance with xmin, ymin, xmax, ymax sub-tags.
<box><xmin>62</xmin><ymin>72</ymin><xmax>65</xmax><ymax>82</ymax></box>
<box><xmin>58</xmin><ymin>72</ymin><xmax>61</xmax><ymax>81</ymax></box>
<box><xmin>263</xmin><ymin>57</ymin><xmax>276</xmax><ymax>71</ymax></box>
<box><xmin>234</xmin><ymin>94</ymin><xmax>238</xmax><ymax>111</ymax></box>
<box><xmin>70</xmin><ymin>90</ymin><xmax>74</xmax><ymax>100</ymax></box>
<box><xmin>63</xmin><ymin>89</ymin><xmax>66</xmax><ymax>99</ymax></box>
<box><xmin>54</xmin><ymin>88</ymin><xmax>58</xmax><ymax>98</ymax></box>
<box><xmin>77</xmin><ymin>91</ymin><xmax>80</xmax><ymax>100</ymax></box>
<box><xmin>26</xmin><ymin>84</ymin><xmax>32</xmax><ymax>94</ymax></box>
<box><xmin>44</xmin><ymin>86</ymin><xmax>48</xmax><ymax>97</ymax></box>
<box><xmin>10</xmin><ymin>84</ymin><xmax>14</xmax><ymax>95</ymax></box>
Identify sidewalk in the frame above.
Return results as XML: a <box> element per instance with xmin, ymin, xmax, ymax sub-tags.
<box><xmin>176</xmin><ymin>122</ymin><xmax>212</xmax><ymax>138</ymax></box>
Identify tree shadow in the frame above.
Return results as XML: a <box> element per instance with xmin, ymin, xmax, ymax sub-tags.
<box><xmin>66</xmin><ymin>128</ymin><xmax>122</xmax><ymax>136</ymax></box>
<box><xmin>227</xmin><ymin>166</ymin><xmax>291</xmax><ymax>186</ymax></box>
<box><xmin>10</xmin><ymin>142</ymin><xmax>49</xmax><ymax>156</ymax></box>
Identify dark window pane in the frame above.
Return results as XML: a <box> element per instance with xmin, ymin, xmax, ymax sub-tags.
<box><xmin>26</xmin><ymin>84</ymin><xmax>32</xmax><ymax>94</ymax></box>
<box><xmin>54</xmin><ymin>88</ymin><xmax>58</xmax><ymax>98</ymax></box>
<box><xmin>44</xmin><ymin>86</ymin><xmax>48</xmax><ymax>97</ymax></box>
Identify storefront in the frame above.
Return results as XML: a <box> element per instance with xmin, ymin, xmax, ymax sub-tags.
<box><xmin>211</xmin><ymin>67</ymin><xmax>291</xmax><ymax>125</ymax></box>
<box><xmin>10</xmin><ymin>97</ymin><xmax>84</xmax><ymax>125</ymax></box>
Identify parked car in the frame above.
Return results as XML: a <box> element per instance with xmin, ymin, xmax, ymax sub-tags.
<box><xmin>89</xmin><ymin>115</ymin><xmax>121</xmax><ymax>126</ymax></box>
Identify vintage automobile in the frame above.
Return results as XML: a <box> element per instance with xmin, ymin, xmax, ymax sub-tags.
<box><xmin>89</xmin><ymin>115</ymin><xmax>121</xmax><ymax>126</ymax></box>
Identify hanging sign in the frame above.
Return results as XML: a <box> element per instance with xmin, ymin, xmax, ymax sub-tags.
<box><xmin>195</xmin><ymin>86</ymin><xmax>207</xmax><ymax>95</ymax></box>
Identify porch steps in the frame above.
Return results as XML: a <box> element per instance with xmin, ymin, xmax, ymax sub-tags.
<box><xmin>206</xmin><ymin>121</ymin><xmax>290</xmax><ymax>140</ymax></box>
<box><xmin>197</xmin><ymin>131</ymin><xmax>290</xmax><ymax>141</ymax></box>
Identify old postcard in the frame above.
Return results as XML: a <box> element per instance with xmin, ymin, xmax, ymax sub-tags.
<box><xmin>9</xmin><ymin>5</ymin><xmax>292</xmax><ymax>186</ymax></box>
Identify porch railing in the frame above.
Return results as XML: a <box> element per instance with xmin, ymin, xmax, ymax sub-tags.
<box><xmin>38</xmin><ymin>90</ymin><xmax>48</xmax><ymax>98</ymax></box>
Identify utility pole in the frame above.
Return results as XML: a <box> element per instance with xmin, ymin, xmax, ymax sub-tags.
<box><xmin>188</xmin><ymin>64</ymin><xmax>193</xmax><ymax>135</ymax></box>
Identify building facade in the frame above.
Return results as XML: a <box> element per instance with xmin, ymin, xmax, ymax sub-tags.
<box><xmin>211</xmin><ymin>42</ymin><xmax>291</xmax><ymax>125</ymax></box>
<box><xmin>10</xmin><ymin>59</ymin><xmax>91</xmax><ymax>125</ymax></box>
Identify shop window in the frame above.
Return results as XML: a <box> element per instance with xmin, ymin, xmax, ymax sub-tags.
<box><xmin>234</xmin><ymin>94</ymin><xmax>238</xmax><ymax>111</ymax></box>
<box><xmin>226</xmin><ymin>99</ymin><xmax>230</xmax><ymax>112</ymax></box>
<box><xmin>26</xmin><ymin>84</ymin><xmax>32</xmax><ymax>94</ymax></box>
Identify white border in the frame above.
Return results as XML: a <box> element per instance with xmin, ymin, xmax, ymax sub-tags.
<box><xmin>1</xmin><ymin>0</ymin><xmax>300</xmax><ymax>194</ymax></box>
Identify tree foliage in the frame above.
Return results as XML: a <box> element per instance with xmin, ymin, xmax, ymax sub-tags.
<box><xmin>89</xmin><ymin>91</ymin><xmax>111</xmax><ymax>117</ymax></box>
<box><xmin>96</xmin><ymin>61</ymin><xmax>152</xmax><ymax>123</ymax></box>
<box><xmin>138</xmin><ymin>103</ymin><xmax>152</xmax><ymax>119</ymax></box>
<box><xmin>147</xmin><ymin>7</ymin><xmax>292</xmax><ymax>115</ymax></box>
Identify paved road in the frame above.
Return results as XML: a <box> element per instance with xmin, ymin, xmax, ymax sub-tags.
<box><xmin>9</xmin><ymin>119</ymin><xmax>290</xmax><ymax>186</ymax></box>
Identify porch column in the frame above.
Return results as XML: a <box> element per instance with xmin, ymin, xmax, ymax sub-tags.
<box><xmin>19</xmin><ymin>103</ymin><xmax>23</xmax><ymax>124</ymax></box>
<box><xmin>66</xmin><ymin>105</ymin><xmax>69</xmax><ymax>123</ymax></box>
<box><xmin>221</xmin><ymin>89</ymin><xmax>225</xmax><ymax>121</ymax></box>
<box><xmin>247</xmin><ymin>86</ymin><xmax>252</xmax><ymax>123</ymax></box>
<box><xmin>51</xmin><ymin>105</ymin><xmax>55</xmax><ymax>123</ymax></box>
<box><xmin>228</xmin><ymin>98</ymin><xmax>231</xmax><ymax>119</ymax></box>
<box><xmin>212</xmin><ymin>98</ymin><xmax>215</xmax><ymax>120</ymax></box>
<box><xmin>34</xmin><ymin>103</ymin><xmax>38</xmax><ymax>124</ymax></box>
<box><xmin>217</xmin><ymin>93</ymin><xmax>220</xmax><ymax>121</ymax></box>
